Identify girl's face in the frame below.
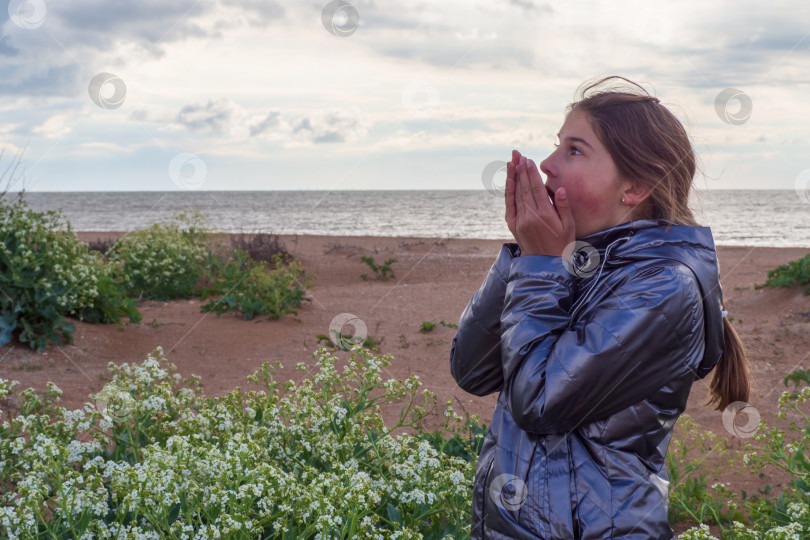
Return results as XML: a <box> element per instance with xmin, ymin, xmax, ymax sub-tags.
<box><xmin>540</xmin><ymin>109</ymin><xmax>637</xmax><ymax>238</ymax></box>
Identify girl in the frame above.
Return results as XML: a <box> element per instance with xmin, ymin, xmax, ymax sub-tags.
<box><xmin>450</xmin><ymin>76</ymin><xmax>750</xmax><ymax>539</ymax></box>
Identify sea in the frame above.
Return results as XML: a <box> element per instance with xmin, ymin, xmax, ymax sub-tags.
<box><xmin>11</xmin><ymin>190</ymin><xmax>810</xmax><ymax>248</ymax></box>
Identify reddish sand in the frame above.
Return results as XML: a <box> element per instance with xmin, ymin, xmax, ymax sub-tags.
<box><xmin>1</xmin><ymin>233</ymin><xmax>809</xmax><ymax>535</ymax></box>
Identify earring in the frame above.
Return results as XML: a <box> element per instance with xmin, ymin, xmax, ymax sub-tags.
<box><xmin>621</xmin><ymin>197</ymin><xmax>626</xmax><ymax>204</ymax></box>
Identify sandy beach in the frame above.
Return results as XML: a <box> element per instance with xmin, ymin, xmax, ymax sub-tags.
<box><xmin>1</xmin><ymin>232</ymin><xmax>809</xmax><ymax>524</ymax></box>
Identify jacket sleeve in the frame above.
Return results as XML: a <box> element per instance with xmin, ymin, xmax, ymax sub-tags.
<box><xmin>502</xmin><ymin>254</ymin><xmax>705</xmax><ymax>434</ymax></box>
<box><xmin>449</xmin><ymin>243</ymin><xmax>519</xmax><ymax>396</ymax></box>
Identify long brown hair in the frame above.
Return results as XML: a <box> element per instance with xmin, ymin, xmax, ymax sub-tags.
<box><xmin>569</xmin><ymin>75</ymin><xmax>750</xmax><ymax>411</ymax></box>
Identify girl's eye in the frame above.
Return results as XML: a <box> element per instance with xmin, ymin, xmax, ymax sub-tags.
<box><xmin>554</xmin><ymin>143</ymin><xmax>582</xmax><ymax>156</ymax></box>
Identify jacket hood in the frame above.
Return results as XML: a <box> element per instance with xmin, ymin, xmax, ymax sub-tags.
<box><xmin>577</xmin><ymin>219</ymin><xmax>725</xmax><ymax>379</ymax></box>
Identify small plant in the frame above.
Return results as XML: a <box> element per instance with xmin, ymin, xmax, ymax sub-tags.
<box><xmin>420</xmin><ymin>321</ymin><xmax>437</xmax><ymax>333</ymax></box>
<box><xmin>783</xmin><ymin>367</ymin><xmax>810</xmax><ymax>389</ymax></box>
<box><xmin>759</xmin><ymin>254</ymin><xmax>810</xmax><ymax>295</ymax></box>
<box><xmin>315</xmin><ymin>332</ymin><xmax>382</xmax><ymax>351</ymax></box>
<box><xmin>86</xmin><ymin>237</ymin><xmax>116</xmax><ymax>256</ymax></box>
<box><xmin>360</xmin><ymin>256</ymin><xmax>397</xmax><ymax>281</ymax></box>
<box><xmin>420</xmin><ymin>320</ymin><xmax>458</xmax><ymax>333</ymax></box>
<box><xmin>230</xmin><ymin>231</ymin><xmax>290</xmax><ymax>265</ymax></box>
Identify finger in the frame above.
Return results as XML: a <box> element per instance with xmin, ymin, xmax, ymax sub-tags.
<box><xmin>505</xmin><ymin>161</ymin><xmax>517</xmax><ymax>229</ymax></box>
<box><xmin>518</xmin><ymin>157</ymin><xmax>538</xmax><ymax>211</ymax></box>
<box><xmin>527</xmin><ymin>159</ymin><xmax>551</xmax><ymax>210</ymax></box>
<box><xmin>511</xmin><ymin>149</ymin><xmax>522</xmax><ymax>170</ymax></box>
<box><xmin>515</xmin><ymin>162</ymin><xmax>526</xmax><ymax>222</ymax></box>
<box><xmin>554</xmin><ymin>187</ymin><xmax>576</xmax><ymax>235</ymax></box>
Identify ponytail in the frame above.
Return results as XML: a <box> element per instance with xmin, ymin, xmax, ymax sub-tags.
<box><xmin>706</xmin><ymin>316</ymin><xmax>751</xmax><ymax>411</ymax></box>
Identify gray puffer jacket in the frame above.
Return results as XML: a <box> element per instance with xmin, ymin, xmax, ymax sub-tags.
<box><xmin>450</xmin><ymin>219</ymin><xmax>725</xmax><ymax>539</ymax></box>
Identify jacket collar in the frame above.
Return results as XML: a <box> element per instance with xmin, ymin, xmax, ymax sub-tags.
<box><xmin>578</xmin><ymin>219</ymin><xmax>716</xmax><ymax>255</ymax></box>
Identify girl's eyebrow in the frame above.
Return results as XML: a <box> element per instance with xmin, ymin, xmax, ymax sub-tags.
<box><xmin>556</xmin><ymin>132</ymin><xmax>594</xmax><ymax>150</ymax></box>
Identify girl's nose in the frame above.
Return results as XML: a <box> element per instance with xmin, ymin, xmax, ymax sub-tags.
<box><xmin>540</xmin><ymin>154</ymin><xmax>554</xmax><ymax>180</ymax></box>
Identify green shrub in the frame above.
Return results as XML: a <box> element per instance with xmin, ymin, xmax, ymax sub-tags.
<box><xmin>200</xmin><ymin>251</ymin><xmax>312</xmax><ymax>320</ymax></box>
<box><xmin>0</xmin><ymin>200</ymin><xmax>139</xmax><ymax>351</ymax></box>
<box><xmin>761</xmin><ymin>254</ymin><xmax>810</xmax><ymax>295</ymax></box>
<box><xmin>0</xmin><ymin>346</ymin><xmax>478</xmax><ymax>538</ymax></box>
<box><xmin>109</xmin><ymin>216</ymin><xmax>208</xmax><ymax>301</ymax></box>
<box><xmin>360</xmin><ymin>256</ymin><xmax>397</xmax><ymax>281</ymax></box>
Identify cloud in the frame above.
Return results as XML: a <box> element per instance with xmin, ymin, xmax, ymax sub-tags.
<box><xmin>238</xmin><ymin>0</ymin><xmax>286</xmax><ymax>27</ymax></box>
<box><xmin>176</xmin><ymin>98</ymin><xmax>238</xmax><ymax>133</ymax></box>
<box><xmin>32</xmin><ymin>114</ymin><xmax>74</xmax><ymax>138</ymax></box>
<box><xmin>0</xmin><ymin>0</ymin><xmax>286</xmax><ymax>97</ymax></box>
<box><xmin>288</xmin><ymin>109</ymin><xmax>366</xmax><ymax>145</ymax></box>
<box><xmin>507</xmin><ymin>0</ymin><xmax>553</xmax><ymax>15</ymax></box>
<box><xmin>249</xmin><ymin>111</ymin><xmax>282</xmax><ymax>136</ymax></box>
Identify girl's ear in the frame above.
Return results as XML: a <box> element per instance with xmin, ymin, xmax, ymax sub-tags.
<box><xmin>621</xmin><ymin>180</ymin><xmax>652</xmax><ymax>206</ymax></box>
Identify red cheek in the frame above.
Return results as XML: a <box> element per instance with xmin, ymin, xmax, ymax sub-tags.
<box><xmin>573</xmin><ymin>194</ymin><xmax>602</xmax><ymax>216</ymax></box>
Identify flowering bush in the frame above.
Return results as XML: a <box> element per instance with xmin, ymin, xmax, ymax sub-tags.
<box><xmin>109</xmin><ymin>214</ymin><xmax>208</xmax><ymax>301</ymax></box>
<box><xmin>0</xmin><ymin>200</ymin><xmax>139</xmax><ymax>351</ymax></box>
<box><xmin>676</xmin><ymin>379</ymin><xmax>810</xmax><ymax>538</ymax></box>
<box><xmin>0</xmin><ymin>346</ymin><xmax>481</xmax><ymax>538</ymax></box>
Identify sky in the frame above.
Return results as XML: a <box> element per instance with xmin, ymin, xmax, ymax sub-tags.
<box><xmin>0</xmin><ymin>0</ymin><xmax>809</xmax><ymax>192</ymax></box>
